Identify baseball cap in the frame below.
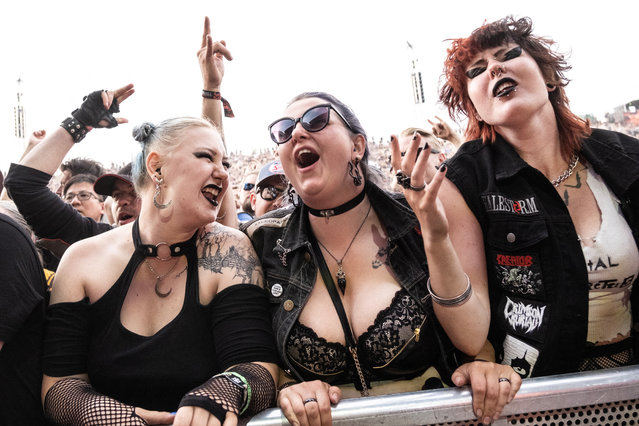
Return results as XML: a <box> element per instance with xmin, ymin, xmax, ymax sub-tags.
<box><xmin>256</xmin><ymin>160</ymin><xmax>286</xmax><ymax>189</ymax></box>
<box><xmin>94</xmin><ymin>163</ymin><xmax>134</xmax><ymax>197</ymax></box>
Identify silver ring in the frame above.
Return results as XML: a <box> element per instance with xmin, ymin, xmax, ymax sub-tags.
<box><xmin>303</xmin><ymin>397</ymin><xmax>318</xmax><ymax>404</ymax></box>
<box><xmin>408</xmin><ymin>182</ymin><xmax>426</xmax><ymax>191</ymax></box>
<box><xmin>499</xmin><ymin>377</ymin><xmax>511</xmax><ymax>384</ymax></box>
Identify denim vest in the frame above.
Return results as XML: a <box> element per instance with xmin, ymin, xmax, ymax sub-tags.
<box><xmin>445</xmin><ymin>129</ymin><xmax>639</xmax><ymax>378</ymax></box>
<box><xmin>242</xmin><ymin>182</ymin><xmax>458</xmax><ymax>383</ymax></box>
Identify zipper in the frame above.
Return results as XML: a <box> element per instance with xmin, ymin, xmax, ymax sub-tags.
<box><xmin>349</xmin><ymin>346</ymin><xmax>370</xmax><ymax>397</ymax></box>
<box><xmin>414</xmin><ymin>327</ymin><xmax>420</xmax><ymax>342</ymax></box>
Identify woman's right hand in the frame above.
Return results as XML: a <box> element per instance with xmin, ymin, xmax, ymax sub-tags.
<box><xmin>278</xmin><ymin>380</ymin><xmax>341</xmax><ymax>426</ymax></box>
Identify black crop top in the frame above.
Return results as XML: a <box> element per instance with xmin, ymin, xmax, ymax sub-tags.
<box><xmin>43</xmin><ymin>222</ymin><xmax>278</xmax><ymax>412</ymax></box>
<box><xmin>285</xmin><ymin>289</ymin><xmax>439</xmax><ymax>386</ymax></box>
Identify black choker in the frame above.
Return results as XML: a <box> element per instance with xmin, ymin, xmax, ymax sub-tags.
<box><xmin>132</xmin><ymin>219</ymin><xmax>196</xmax><ymax>260</ymax></box>
<box><xmin>306</xmin><ymin>189</ymin><xmax>366</xmax><ymax>219</ymax></box>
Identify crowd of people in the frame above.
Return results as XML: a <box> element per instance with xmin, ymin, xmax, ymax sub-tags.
<box><xmin>0</xmin><ymin>14</ymin><xmax>636</xmax><ymax>426</ymax></box>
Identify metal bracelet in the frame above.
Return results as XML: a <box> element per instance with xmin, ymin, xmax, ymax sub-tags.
<box><xmin>427</xmin><ymin>273</ymin><xmax>472</xmax><ymax>306</ymax></box>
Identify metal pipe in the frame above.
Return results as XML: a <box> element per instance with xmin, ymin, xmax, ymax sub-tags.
<box><xmin>245</xmin><ymin>365</ymin><xmax>639</xmax><ymax>425</ymax></box>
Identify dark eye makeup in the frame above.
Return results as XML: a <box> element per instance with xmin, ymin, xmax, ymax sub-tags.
<box><xmin>465</xmin><ymin>46</ymin><xmax>523</xmax><ymax>79</ymax></box>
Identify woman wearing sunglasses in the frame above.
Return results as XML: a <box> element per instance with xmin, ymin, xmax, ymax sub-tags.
<box><xmin>243</xmin><ymin>92</ymin><xmax>520</xmax><ymax>426</ymax></box>
<box><xmin>438</xmin><ymin>16</ymin><xmax>639</xmax><ymax>379</ymax></box>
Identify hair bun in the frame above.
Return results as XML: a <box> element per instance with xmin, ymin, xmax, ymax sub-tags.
<box><xmin>132</xmin><ymin>122</ymin><xmax>156</xmax><ymax>143</ymax></box>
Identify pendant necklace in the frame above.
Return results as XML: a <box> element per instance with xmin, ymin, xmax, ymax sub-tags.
<box><xmin>144</xmin><ymin>257</ymin><xmax>186</xmax><ymax>298</ymax></box>
<box><xmin>551</xmin><ymin>153</ymin><xmax>579</xmax><ymax>187</ymax></box>
<box><xmin>316</xmin><ymin>203</ymin><xmax>372</xmax><ymax>294</ymax></box>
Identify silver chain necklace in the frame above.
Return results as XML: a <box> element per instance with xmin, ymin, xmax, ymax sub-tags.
<box><xmin>551</xmin><ymin>153</ymin><xmax>579</xmax><ymax>187</ymax></box>
<box><xmin>316</xmin><ymin>203</ymin><xmax>372</xmax><ymax>294</ymax></box>
<box><xmin>144</xmin><ymin>257</ymin><xmax>185</xmax><ymax>298</ymax></box>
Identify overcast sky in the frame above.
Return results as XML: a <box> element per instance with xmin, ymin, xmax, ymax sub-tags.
<box><xmin>1</xmin><ymin>0</ymin><xmax>638</xmax><ymax>173</ymax></box>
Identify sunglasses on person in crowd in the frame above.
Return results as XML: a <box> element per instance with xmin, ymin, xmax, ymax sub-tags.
<box><xmin>268</xmin><ymin>104</ymin><xmax>354</xmax><ymax>144</ymax></box>
<box><xmin>64</xmin><ymin>191</ymin><xmax>100</xmax><ymax>202</ymax></box>
<box><xmin>257</xmin><ymin>185</ymin><xmax>285</xmax><ymax>201</ymax></box>
<box><xmin>243</xmin><ymin>182</ymin><xmax>255</xmax><ymax>191</ymax></box>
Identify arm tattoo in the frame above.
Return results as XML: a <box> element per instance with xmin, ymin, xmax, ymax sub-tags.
<box><xmin>198</xmin><ymin>227</ymin><xmax>263</xmax><ymax>285</ymax></box>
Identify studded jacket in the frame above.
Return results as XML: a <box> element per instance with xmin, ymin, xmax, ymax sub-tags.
<box><xmin>445</xmin><ymin>129</ymin><xmax>639</xmax><ymax>378</ymax></box>
<box><xmin>241</xmin><ymin>182</ymin><xmax>459</xmax><ymax>385</ymax></box>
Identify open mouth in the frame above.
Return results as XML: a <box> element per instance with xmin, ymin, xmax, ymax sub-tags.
<box><xmin>493</xmin><ymin>78</ymin><xmax>518</xmax><ymax>98</ymax></box>
<box><xmin>295</xmin><ymin>148</ymin><xmax>320</xmax><ymax>169</ymax></box>
<box><xmin>201</xmin><ymin>184</ymin><xmax>223</xmax><ymax>207</ymax></box>
<box><xmin>118</xmin><ymin>213</ymin><xmax>134</xmax><ymax>225</ymax></box>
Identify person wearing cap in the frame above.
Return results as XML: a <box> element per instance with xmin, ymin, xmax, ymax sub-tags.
<box><xmin>250</xmin><ymin>160</ymin><xmax>289</xmax><ymax>218</ymax></box>
<box><xmin>94</xmin><ymin>163</ymin><xmax>141</xmax><ymax>227</ymax></box>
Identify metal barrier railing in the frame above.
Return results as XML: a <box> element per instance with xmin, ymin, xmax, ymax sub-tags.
<box><xmin>244</xmin><ymin>365</ymin><xmax>639</xmax><ymax>425</ymax></box>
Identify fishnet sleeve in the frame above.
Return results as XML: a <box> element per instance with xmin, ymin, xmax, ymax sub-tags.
<box><xmin>44</xmin><ymin>377</ymin><xmax>146</xmax><ymax>426</ymax></box>
<box><xmin>179</xmin><ymin>363</ymin><xmax>275</xmax><ymax>422</ymax></box>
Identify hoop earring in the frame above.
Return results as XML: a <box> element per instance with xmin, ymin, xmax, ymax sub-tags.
<box><xmin>153</xmin><ymin>176</ymin><xmax>172</xmax><ymax>209</ymax></box>
<box><xmin>348</xmin><ymin>158</ymin><xmax>362</xmax><ymax>186</ymax></box>
<box><xmin>286</xmin><ymin>183</ymin><xmax>299</xmax><ymax>208</ymax></box>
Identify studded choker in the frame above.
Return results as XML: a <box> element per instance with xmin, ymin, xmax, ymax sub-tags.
<box><xmin>306</xmin><ymin>189</ymin><xmax>366</xmax><ymax>219</ymax></box>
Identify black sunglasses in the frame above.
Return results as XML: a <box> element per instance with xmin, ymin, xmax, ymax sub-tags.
<box><xmin>242</xmin><ymin>182</ymin><xmax>255</xmax><ymax>191</ymax></box>
<box><xmin>257</xmin><ymin>185</ymin><xmax>285</xmax><ymax>201</ymax></box>
<box><xmin>268</xmin><ymin>104</ymin><xmax>354</xmax><ymax>145</ymax></box>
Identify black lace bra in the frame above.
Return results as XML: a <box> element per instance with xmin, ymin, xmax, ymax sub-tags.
<box><xmin>285</xmin><ymin>289</ymin><xmax>439</xmax><ymax>385</ymax></box>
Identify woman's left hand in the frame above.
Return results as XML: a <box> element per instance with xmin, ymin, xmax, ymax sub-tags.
<box><xmin>173</xmin><ymin>405</ymin><xmax>238</xmax><ymax>426</ymax></box>
<box><xmin>451</xmin><ymin>361</ymin><xmax>522</xmax><ymax>425</ymax></box>
<box><xmin>390</xmin><ymin>132</ymin><xmax>450</xmax><ymax>243</ymax></box>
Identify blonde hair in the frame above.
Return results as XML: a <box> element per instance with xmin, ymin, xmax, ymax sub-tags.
<box><xmin>131</xmin><ymin>117</ymin><xmax>220</xmax><ymax>192</ymax></box>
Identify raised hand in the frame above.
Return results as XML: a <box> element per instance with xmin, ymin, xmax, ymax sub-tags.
<box><xmin>198</xmin><ymin>16</ymin><xmax>233</xmax><ymax>91</ymax></box>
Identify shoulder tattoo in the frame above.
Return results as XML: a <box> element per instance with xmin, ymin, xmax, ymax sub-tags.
<box><xmin>197</xmin><ymin>226</ymin><xmax>263</xmax><ymax>285</ymax></box>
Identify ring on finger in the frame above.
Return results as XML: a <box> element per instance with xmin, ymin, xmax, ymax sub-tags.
<box><xmin>498</xmin><ymin>377</ymin><xmax>511</xmax><ymax>384</ymax></box>
<box><xmin>408</xmin><ymin>182</ymin><xmax>426</xmax><ymax>191</ymax></box>
<box><xmin>395</xmin><ymin>170</ymin><xmax>412</xmax><ymax>189</ymax></box>
<box><xmin>303</xmin><ymin>397</ymin><xmax>318</xmax><ymax>404</ymax></box>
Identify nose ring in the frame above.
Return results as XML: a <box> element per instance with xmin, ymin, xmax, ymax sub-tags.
<box><xmin>491</xmin><ymin>66</ymin><xmax>506</xmax><ymax>78</ymax></box>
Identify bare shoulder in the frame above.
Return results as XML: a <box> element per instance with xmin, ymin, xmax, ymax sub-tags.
<box><xmin>52</xmin><ymin>225</ymin><xmax>133</xmax><ymax>304</ymax></box>
<box><xmin>197</xmin><ymin>222</ymin><xmax>264</xmax><ymax>294</ymax></box>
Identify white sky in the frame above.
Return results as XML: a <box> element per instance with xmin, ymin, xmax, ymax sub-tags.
<box><xmin>1</xmin><ymin>0</ymin><xmax>638</xmax><ymax>173</ymax></box>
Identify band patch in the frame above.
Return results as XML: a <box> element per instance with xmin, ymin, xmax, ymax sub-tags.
<box><xmin>243</xmin><ymin>214</ymin><xmax>291</xmax><ymax>238</ymax></box>
<box><xmin>481</xmin><ymin>193</ymin><xmax>540</xmax><ymax>216</ymax></box>
<box><xmin>501</xmin><ymin>334</ymin><xmax>540</xmax><ymax>378</ymax></box>
<box><xmin>494</xmin><ymin>252</ymin><xmax>544</xmax><ymax>296</ymax></box>
<box><xmin>498</xmin><ymin>295</ymin><xmax>549</xmax><ymax>343</ymax></box>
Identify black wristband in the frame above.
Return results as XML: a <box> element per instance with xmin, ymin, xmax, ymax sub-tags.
<box><xmin>178</xmin><ymin>395</ymin><xmax>227</xmax><ymax>423</ymax></box>
<box><xmin>60</xmin><ymin>117</ymin><xmax>89</xmax><ymax>143</ymax></box>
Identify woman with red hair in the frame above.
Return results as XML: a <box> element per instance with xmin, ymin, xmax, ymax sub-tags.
<box><xmin>439</xmin><ymin>16</ymin><xmax>639</xmax><ymax>378</ymax></box>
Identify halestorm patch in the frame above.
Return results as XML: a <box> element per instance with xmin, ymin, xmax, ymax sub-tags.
<box><xmin>481</xmin><ymin>193</ymin><xmax>540</xmax><ymax>215</ymax></box>
<box><xmin>494</xmin><ymin>252</ymin><xmax>544</xmax><ymax>296</ymax></box>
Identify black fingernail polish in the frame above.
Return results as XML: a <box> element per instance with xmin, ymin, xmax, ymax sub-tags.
<box><xmin>440</xmin><ymin>164</ymin><xmax>447</xmax><ymax>172</ymax></box>
<box><xmin>423</xmin><ymin>142</ymin><xmax>429</xmax><ymax>150</ymax></box>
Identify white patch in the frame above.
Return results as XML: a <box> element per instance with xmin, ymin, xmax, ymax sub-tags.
<box><xmin>504</xmin><ymin>297</ymin><xmax>546</xmax><ymax>334</ymax></box>
<box><xmin>501</xmin><ymin>335</ymin><xmax>539</xmax><ymax>378</ymax></box>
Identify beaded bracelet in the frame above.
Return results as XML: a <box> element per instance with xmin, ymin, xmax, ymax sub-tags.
<box><xmin>60</xmin><ymin>117</ymin><xmax>89</xmax><ymax>143</ymax></box>
<box><xmin>427</xmin><ymin>273</ymin><xmax>472</xmax><ymax>307</ymax></box>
